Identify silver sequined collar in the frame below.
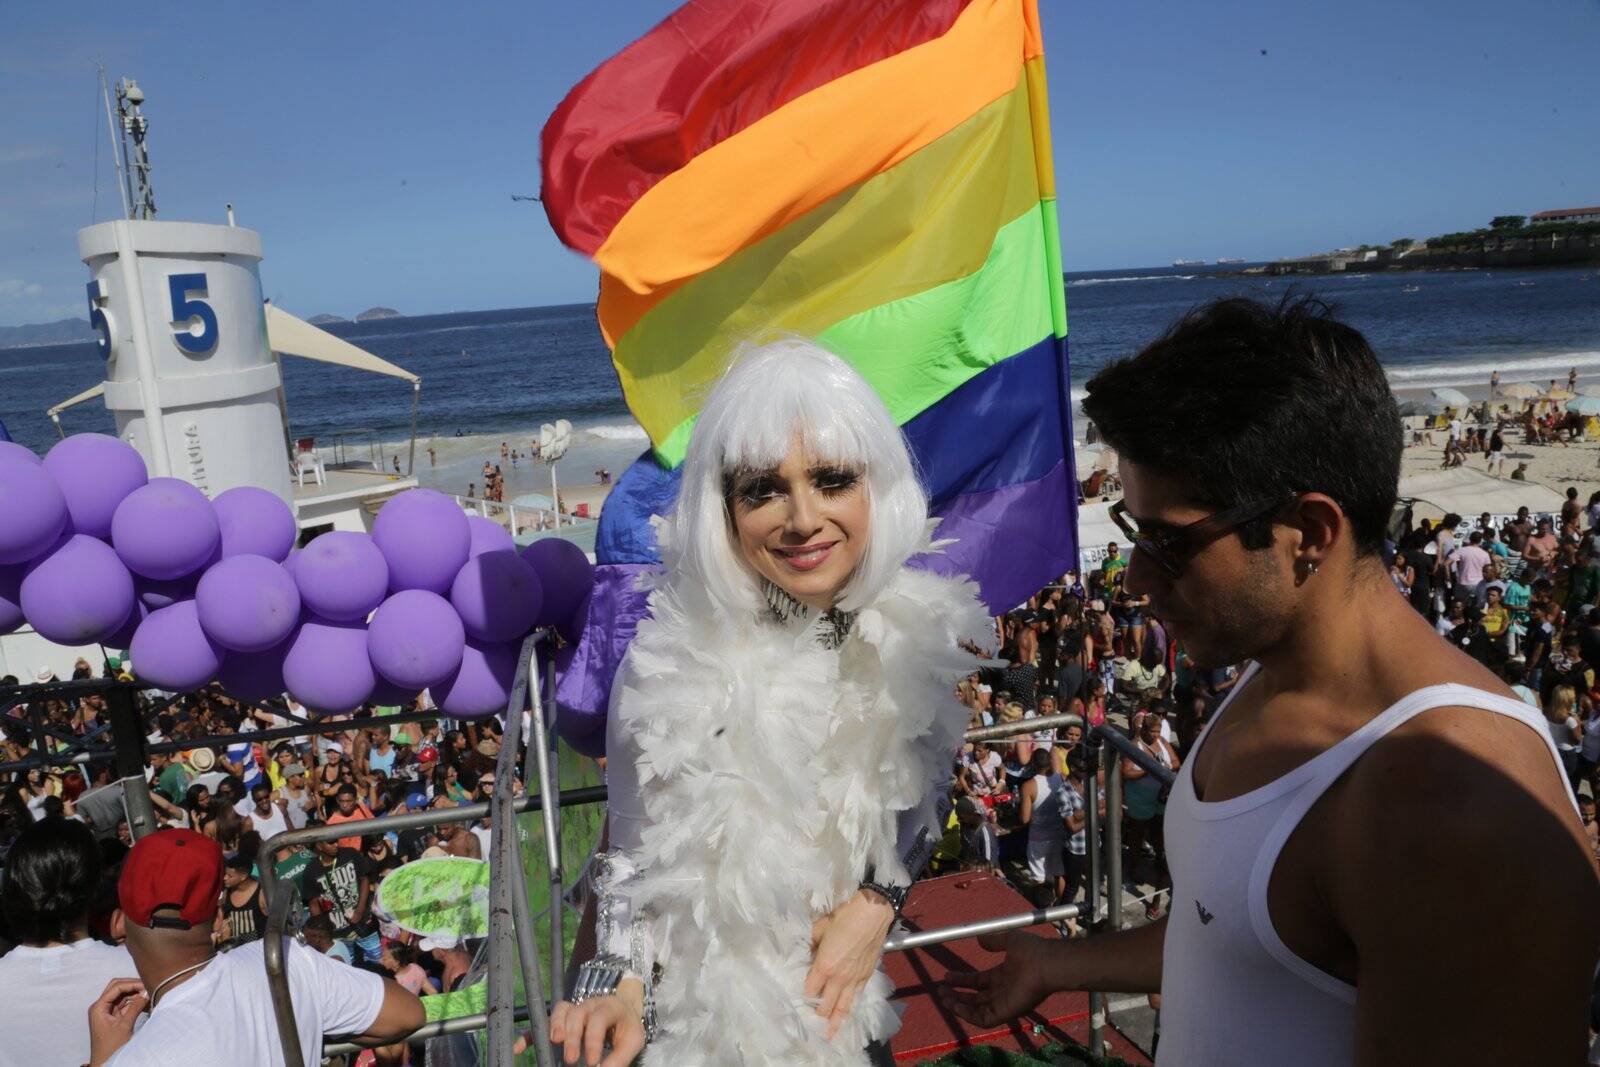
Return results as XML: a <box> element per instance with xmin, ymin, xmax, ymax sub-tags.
<box><xmin>761</xmin><ymin>581</ymin><xmax>857</xmax><ymax>650</ymax></box>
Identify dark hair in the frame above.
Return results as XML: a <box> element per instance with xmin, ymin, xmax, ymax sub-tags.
<box><xmin>303</xmin><ymin>914</ymin><xmax>335</xmax><ymax>938</ymax></box>
<box><xmin>1</xmin><ymin>817</ymin><xmax>101</xmax><ymax>944</ymax></box>
<box><xmin>1083</xmin><ymin>295</ymin><xmax>1401</xmax><ymax>556</ymax></box>
<box><xmin>336</xmin><ymin>783</ymin><xmax>358</xmax><ymax>798</ymax></box>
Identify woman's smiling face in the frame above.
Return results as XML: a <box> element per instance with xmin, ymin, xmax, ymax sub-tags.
<box><xmin>728</xmin><ymin>441</ymin><xmax>869</xmax><ymax>611</ymax></box>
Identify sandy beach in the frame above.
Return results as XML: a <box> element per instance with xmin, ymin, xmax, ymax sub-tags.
<box><xmin>1394</xmin><ymin>375</ymin><xmax>1600</xmax><ymax>510</ymax></box>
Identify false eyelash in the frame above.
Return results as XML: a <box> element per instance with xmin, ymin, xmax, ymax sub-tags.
<box><xmin>813</xmin><ymin>467</ymin><xmax>862</xmax><ymax>495</ymax></box>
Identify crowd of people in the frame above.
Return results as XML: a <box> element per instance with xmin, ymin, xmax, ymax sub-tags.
<box><xmin>0</xmin><ymin>676</ymin><xmax>520</xmax><ymax>1064</ymax></box>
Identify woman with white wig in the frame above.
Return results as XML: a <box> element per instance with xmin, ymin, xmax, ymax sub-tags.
<box><xmin>549</xmin><ymin>338</ymin><xmax>994</xmax><ymax>1066</ymax></box>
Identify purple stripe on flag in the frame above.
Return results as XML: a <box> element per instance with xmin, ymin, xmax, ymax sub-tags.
<box><xmin>915</xmin><ymin>458</ymin><xmax>1077</xmax><ymax>613</ymax></box>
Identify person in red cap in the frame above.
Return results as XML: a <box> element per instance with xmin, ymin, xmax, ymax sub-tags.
<box><xmin>86</xmin><ymin>828</ymin><xmax>423</xmax><ymax>1066</ymax></box>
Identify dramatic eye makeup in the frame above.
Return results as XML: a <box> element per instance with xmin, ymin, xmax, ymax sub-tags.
<box><xmin>811</xmin><ymin>465</ymin><xmax>862</xmax><ymax>496</ymax></box>
<box><xmin>724</xmin><ymin>464</ymin><xmax>862</xmax><ymax>509</ymax></box>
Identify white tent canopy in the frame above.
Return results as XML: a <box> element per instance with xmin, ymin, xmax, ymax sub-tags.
<box><xmin>262</xmin><ymin>303</ymin><xmax>418</xmax><ymax>384</ymax></box>
<box><xmin>1397</xmin><ymin>466</ymin><xmax>1566</xmax><ymax>519</ymax></box>
<box><xmin>47</xmin><ymin>304</ymin><xmax>419</xmax><ymax>428</ymax></box>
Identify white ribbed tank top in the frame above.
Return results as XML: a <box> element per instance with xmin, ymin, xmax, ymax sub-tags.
<box><xmin>1157</xmin><ymin>663</ymin><xmax>1574</xmax><ymax>1066</ymax></box>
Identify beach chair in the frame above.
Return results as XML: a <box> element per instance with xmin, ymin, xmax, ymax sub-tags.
<box><xmin>294</xmin><ymin>436</ymin><xmax>325</xmax><ymax>487</ymax></box>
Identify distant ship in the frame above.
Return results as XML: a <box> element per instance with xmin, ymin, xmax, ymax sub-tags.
<box><xmin>1216</xmin><ymin>257</ymin><xmax>1245</xmax><ymax>265</ymax></box>
<box><xmin>1173</xmin><ymin>259</ymin><xmax>1206</xmax><ymax>267</ymax></box>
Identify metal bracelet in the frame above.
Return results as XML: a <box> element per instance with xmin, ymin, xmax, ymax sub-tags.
<box><xmin>571</xmin><ymin>954</ymin><xmax>628</xmax><ymax>1004</ymax></box>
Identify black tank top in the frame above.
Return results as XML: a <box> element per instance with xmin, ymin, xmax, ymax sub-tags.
<box><xmin>223</xmin><ymin>884</ymin><xmax>265</xmax><ymax>947</ymax></box>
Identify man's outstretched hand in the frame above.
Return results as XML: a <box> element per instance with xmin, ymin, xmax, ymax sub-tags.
<box><xmin>937</xmin><ymin>930</ymin><xmax>1057</xmax><ymax>1028</ymax></box>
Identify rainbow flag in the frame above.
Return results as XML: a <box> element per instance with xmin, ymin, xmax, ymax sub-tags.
<box><xmin>542</xmin><ymin>0</ymin><xmax>1076</xmax><ymax>719</ymax></box>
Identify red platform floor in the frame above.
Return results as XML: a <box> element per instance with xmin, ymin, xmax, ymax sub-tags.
<box><xmin>884</xmin><ymin>871</ymin><xmax>1151</xmax><ymax>1065</ymax></box>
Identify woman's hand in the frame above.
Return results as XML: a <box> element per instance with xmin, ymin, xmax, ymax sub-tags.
<box><xmin>805</xmin><ymin>888</ymin><xmax>896</xmax><ymax>1039</ymax></box>
<box><xmin>547</xmin><ymin>978</ymin><xmax>646</xmax><ymax>1067</ymax></box>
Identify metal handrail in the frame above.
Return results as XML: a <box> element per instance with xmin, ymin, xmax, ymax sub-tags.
<box><xmin>883</xmin><ymin>901</ymin><xmax>1083</xmax><ymax>953</ymax></box>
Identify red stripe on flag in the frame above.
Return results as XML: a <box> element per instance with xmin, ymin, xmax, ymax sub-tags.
<box><xmin>541</xmin><ymin>0</ymin><xmax>969</xmax><ymax>255</ymax></box>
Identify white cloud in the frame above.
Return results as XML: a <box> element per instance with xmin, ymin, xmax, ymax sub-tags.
<box><xmin>0</xmin><ymin>279</ymin><xmax>46</xmax><ymax>299</ymax></box>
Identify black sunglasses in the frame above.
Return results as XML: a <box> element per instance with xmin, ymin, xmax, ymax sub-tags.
<box><xmin>1109</xmin><ymin>493</ymin><xmax>1298</xmax><ymax>578</ymax></box>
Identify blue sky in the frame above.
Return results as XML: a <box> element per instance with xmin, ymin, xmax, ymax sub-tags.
<box><xmin>2</xmin><ymin>0</ymin><xmax>1596</xmax><ymax>326</ymax></box>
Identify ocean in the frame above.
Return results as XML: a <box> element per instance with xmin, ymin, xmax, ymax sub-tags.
<box><xmin>3</xmin><ymin>264</ymin><xmax>1597</xmax><ymax>472</ymax></box>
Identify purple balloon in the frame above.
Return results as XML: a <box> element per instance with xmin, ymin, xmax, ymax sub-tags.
<box><xmin>557</xmin><ymin>589</ymin><xmax>591</xmax><ymax>646</ymax></box>
<box><xmin>0</xmin><ymin>441</ymin><xmax>42</xmax><ymax>467</ymax></box>
<box><xmin>43</xmin><ymin>434</ymin><xmax>149</xmax><ymax>540</ymax></box>
<box><xmin>372</xmin><ymin>488</ymin><xmax>471</xmax><ymax>594</ymax></box>
<box><xmin>367</xmin><ymin>590</ymin><xmax>466</xmax><ymax>689</ymax></box>
<box><xmin>521</xmin><ymin>538</ymin><xmax>594</xmax><ymax>629</ymax></box>
<box><xmin>0</xmin><ymin>564</ymin><xmax>22</xmax><ymax>635</ymax></box>
<box><xmin>283</xmin><ymin>617</ymin><xmax>375</xmax><ymax>712</ymax></box>
<box><xmin>196</xmin><ymin>554</ymin><xmax>302</xmax><ymax>652</ymax></box>
<box><xmin>217</xmin><ymin>635</ymin><xmax>292</xmax><ymax>703</ymax></box>
<box><xmin>111</xmin><ymin>478</ymin><xmax>220</xmax><ymax>580</ymax></box>
<box><xmin>136</xmin><ymin>573</ymin><xmax>198</xmax><ymax>611</ymax></box>
<box><xmin>293</xmin><ymin>532</ymin><xmax>389</xmax><ymax>622</ymax></box>
<box><xmin>450</xmin><ymin>549</ymin><xmax>542</xmax><ymax>643</ymax></box>
<box><xmin>434</xmin><ymin>638</ymin><xmax>520</xmax><ymax>719</ymax></box>
<box><xmin>214</xmin><ymin>486</ymin><xmax>297</xmax><ymax>562</ymax></box>
<box><xmin>369</xmin><ymin>675</ymin><xmax>422</xmax><ymax>707</ymax></box>
<box><xmin>101</xmin><ymin>601</ymin><xmax>148</xmax><ymax>650</ymax></box>
<box><xmin>20</xmin><ymin>534</ymin><xmax>136</xmax><ymax>644</ymax></box>
<box><xmin>466</xmin><ymin>515</ymin><xmax>516</xmax><ymax>559</ymax></box>
<box><xmin>0</xmin><ymin>455</ymin><xmax>70</xmax><ymax>565</ymax></box>
<box><xmin>131</xmin><ymin>601</ymin><xmax>224</xmax><ymax>691</ymax></box>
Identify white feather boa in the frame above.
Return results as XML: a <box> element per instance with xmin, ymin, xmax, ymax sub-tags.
<box><xmin>609</xmin><ymin>564</ymin><xmax>992</xmax><ymax>1065</ymax></box>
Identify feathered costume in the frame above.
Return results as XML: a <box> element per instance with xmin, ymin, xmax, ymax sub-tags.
<box><xmin>598</xmin><ymin>545</ymin><xmax>992</xmax><ymax>1065</ymax></box>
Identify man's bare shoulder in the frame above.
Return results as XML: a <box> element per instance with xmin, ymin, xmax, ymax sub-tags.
<box><xmin>1332</xmin><ymin>700</ymin><xmax>1595</xmax><ymax>914</ymax></box>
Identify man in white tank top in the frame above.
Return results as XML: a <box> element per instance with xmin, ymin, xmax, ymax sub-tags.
<box><xmin>943</xmin><ymin>296</ymin><xmax>1600</xmax><ymax>1064</ymax></box>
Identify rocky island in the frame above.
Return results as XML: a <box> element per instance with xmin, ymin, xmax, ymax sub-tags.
<box><xmin>355</xmin><ymin>307</ymin><xmax>403</xmax><ymax>322</ymax></box>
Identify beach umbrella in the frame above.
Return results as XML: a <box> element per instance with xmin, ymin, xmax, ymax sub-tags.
<box><xmin>1430</xmin><ymin>387</ymin><xmax>1471</xmax><ymax>407</ymax></box>
<box><xmin>1544</xmin><ymin>386</ymin><xmax>1576</xmax><ymax>402</ymax></box>
<box><xmin>1499</xmin><ymin>382</ymin><xmax>1541</xmax><ymax>400</ymax></box>
<box><xmin>1397</xmin><ymin>398</ymin><xmax>1446</xmax><ymax>417</ymax></box>
<box><xmin>1567</xmin><ymin>396</ymin><xmax>1600</xmax><ymax>416</ymax></box>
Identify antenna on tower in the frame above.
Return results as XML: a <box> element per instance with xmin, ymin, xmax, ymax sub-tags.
<box><xmin>114</xmin><ymin>77</ymin><xmax>156</xmax><ymax>219</ymax></box>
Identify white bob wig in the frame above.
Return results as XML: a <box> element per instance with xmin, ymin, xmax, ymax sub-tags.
<box><xmin>661</xmin><ymin>336</ymin><xmax>929</xmax><ymax>617</ymax></box>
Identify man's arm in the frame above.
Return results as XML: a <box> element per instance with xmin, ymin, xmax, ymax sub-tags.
<box><xmin>1336</xmin><ymin>709</ymin><xmax>1600</xmax><ymax>1065</ymax></box>
<box><xmin>940</xmin><ymin>917</ymin><xmax>1167</xmax><ymax>1028</ymax></box>
<box><xmin>346</xmin><ymin>979</ymin><xmax>427</xmax><ymax>1048</ymax></box>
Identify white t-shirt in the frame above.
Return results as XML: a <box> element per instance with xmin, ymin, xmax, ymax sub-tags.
<box><xmin>104</xmin><ymin>937</ymin><xmax>384</xmax><ymax>1067</ymax></box>
<box><xmin>0</xmin><ymin>939</ymin><xmax>137</xmax><ymax>1067</ymax></box>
